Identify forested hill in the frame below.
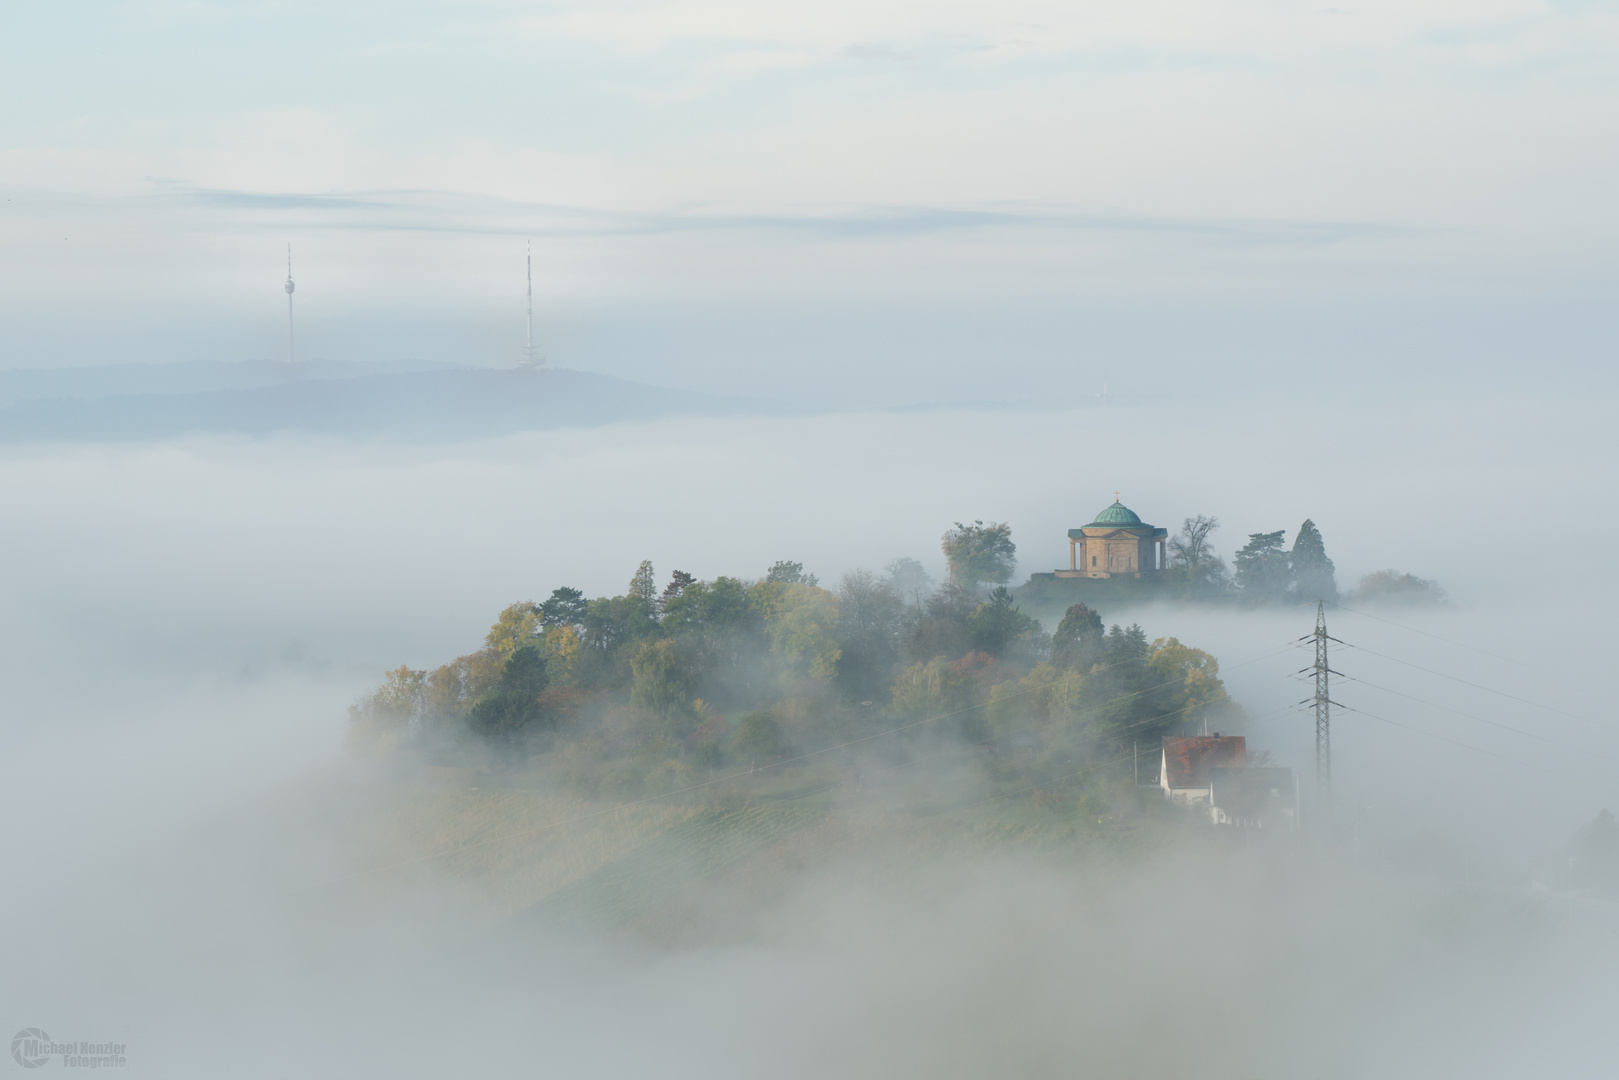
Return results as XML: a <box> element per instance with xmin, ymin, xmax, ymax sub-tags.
<box><xmin>0</xmin><ymin>365</ymin><xmax>791</xmax><ymax>442</ymax></box>
<box><xmin>348</xmin><ymin>558</ymin><xmax>1246</xmax><ymax>808</ymax></box>
<box><xmin>0</xmin><ymin>357</ymin><xmax>457</xmax><ymax>407</ymax></box>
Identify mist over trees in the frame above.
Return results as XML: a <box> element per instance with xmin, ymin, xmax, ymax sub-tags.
<box><xmin>1223</xmin><ymin>519</ymin><xmax>1344</xmax><ymax>606</ymax></box>
<box><xmin>347</xmin><ymin>503</ymin><xmax>1443</xmax><ymax>794</ymax></box>
<box><xmin>1213</xmin><ymin>518</ymin><xmax>1441</xmax><ymax>607</ymax></box>
<box><xmin>348</xmin><ymin>531</ymin><xmax>1242</xmax><ymax>803</ymax></box>
<box><xmin>1354</xmin><ymin>569</ymin><xmax>1449</xmax><ymax>606</ymax></box>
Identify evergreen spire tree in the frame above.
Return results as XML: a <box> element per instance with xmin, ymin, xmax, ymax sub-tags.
<box><xmin>1050</xmin><ymin>602</ymin><xmax>1105</xmax><ymax>671</ymax></box>
<box><xmin>1290</xmin><ymin>519</ymin><xmax>1338</xmax><ymax>602</ymax></box>
<box><xmin>1234</xmin><ymin>530</ymin><xmax>1290</xmax><ymax>604</ymax></box>
<box><xmin>628</xmin><ymin>559</ymin><xmax>658</xmax><ymax>616</ymax></box>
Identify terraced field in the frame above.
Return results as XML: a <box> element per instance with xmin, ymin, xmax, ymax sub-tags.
<box><xmin>530</xmin><ymin>802</ymin><xmax>832</xmax><ymax>933</ymax></box>
<box><xmin>349</xmin><ymin>765</ymin><xmax>1193</xmax><ymax>942</ymax></box>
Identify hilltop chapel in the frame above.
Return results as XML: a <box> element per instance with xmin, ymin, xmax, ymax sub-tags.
<box><xmin>1055</xmin><ymin>497</ymin><xmax>1170</xmax><ymax>579</ymax></box>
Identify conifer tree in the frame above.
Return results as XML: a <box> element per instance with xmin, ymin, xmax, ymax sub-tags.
<box><xmin>1290</xmin><ymin>519</ymin><xmax>1338</xmax><ymax>602</ymax></box>
<box><xmin>628</xmin><ymin>559</ymin><xmax>658</xmax><ymax>615</ymax></box>
<box><xmin>1234</xmin><ymin>530</ymin><xmax>1290</xmax><ymax>603</ymax></box>
<box><xmin>1050</xmin><ymin>602</ymin><xmax>1105</xmax><ymax>671</ymax></box>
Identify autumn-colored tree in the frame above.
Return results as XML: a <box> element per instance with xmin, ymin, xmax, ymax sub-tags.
<box><xmin>345</xmin><ymin>665</ymin><xmax>425</xmax><ymax>752</ymax></box>
<box><xmin>485</xmin><ymin>601</ymin><xmax>542</xmax><ymax>658</ymax></box>
<box><xmin>1148</xmin><ymin>637</ymin><xmax>1241</xmax><ymax>734</ymax></box>
<box><xmin>941</xmin><ymin>520</ymin><xmax>1016</xmax><ymax>589</ymax></box>
<box><xmin>542</xmin><ymin>624</ymin><xmax>583</xmax><ymax>683</ymax></box>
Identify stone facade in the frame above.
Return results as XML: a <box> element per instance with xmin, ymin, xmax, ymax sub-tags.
<box><xmin>1055</xmin><ymin>499</ymin><xmax>1169</xmax><ymax>579</ymax></box>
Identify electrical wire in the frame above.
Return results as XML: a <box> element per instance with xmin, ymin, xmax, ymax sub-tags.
<box><xmin>1339</xmin><ymin>673</ymin><xmax>1619</xmax><ymax>763</ymax></box>
<box><xmin>1328</xmin><ymin>600</ymin><xmax>1546</xmax><ymax>672</ymax></box>
<box><xmin>1340</xmin><ymin>641</ymin><xmax>1608</xmax><ymax>733</ymax></box>
<box><xmin>1333</xmin><ymin>703</ymin><xmax>1559</xmax><ymax>776</ymax></box>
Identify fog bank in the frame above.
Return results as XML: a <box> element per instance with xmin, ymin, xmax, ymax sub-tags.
<box><xmin>2</xmin><ymin>391</ymin><xmax>1615</xmax><ymax>1075</ymax></box>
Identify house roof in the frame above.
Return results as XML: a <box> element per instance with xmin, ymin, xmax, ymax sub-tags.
<box><xmin>1161</xmin><ymin>735</ymin><xmax>1246</xmax><ymax>788</ymax></box>
<box><xmin>1085</xmin><ymin>501</ymin><xmax>1143</xmax><ymax>528</ymax></box>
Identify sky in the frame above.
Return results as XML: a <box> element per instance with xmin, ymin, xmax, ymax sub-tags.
<box><xmin>3</xmin><ymin>0</ymin><xmax>1617</xmax><ymax>399</ymax></box>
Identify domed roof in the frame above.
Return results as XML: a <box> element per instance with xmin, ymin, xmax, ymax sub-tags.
<box><xmin>1087</xmin><ymin>500</ymin><xmax>1143</xmax><ymax>528</ymax></box>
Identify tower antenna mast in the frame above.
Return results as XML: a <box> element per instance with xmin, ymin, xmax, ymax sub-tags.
<box><xmin>283</xmin><ymin>244</ymin><xmax>296</xmax><ymax>365</ymax></box>
<box><xmin>522</xmin><ymin>240</ymin><xmax>541</xmax><ymax>368</ymax></box>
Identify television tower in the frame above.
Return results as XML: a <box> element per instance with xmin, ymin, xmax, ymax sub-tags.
<box><xmin>283</xmin><ymin>244</ymin><xmax>296</xmax><ymax>365</ymax></box>
<box><xmin>522</xmin><ymin>240</ymin><xmax>542</xmax><ymax>368</ymax></box>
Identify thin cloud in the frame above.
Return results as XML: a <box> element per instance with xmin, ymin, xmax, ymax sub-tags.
<box><xmin>153</xmin><ymin>186</ymin><xmax>1422</xmax><ymax>247</ymax></box>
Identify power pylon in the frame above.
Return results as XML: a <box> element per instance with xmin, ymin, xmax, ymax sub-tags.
<box><xmin>1299</xmin><ymin>600</ymin><xmax>1342</xmax><ymax>825</ymax></box>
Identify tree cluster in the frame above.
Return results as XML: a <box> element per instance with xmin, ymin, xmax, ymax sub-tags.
<box><xmin>347</xmin><ymin>524</ymin><xmax>1242</xmax><ymax>803</ymax></box>
<box><xmin>1222</xmin><ymin>517</ymin><xmax>1339</xmax><ymax>605</ymax></box>
<box><xmin>1172</xmin><ymin>515</ymin><xmax>1446</xmax><ymax>607</ymax></box>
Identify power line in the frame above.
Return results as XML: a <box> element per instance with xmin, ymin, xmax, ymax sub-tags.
<box><xmin>1334</xmin><ymin>704</ymin><xmax>1559</xmax><ymax>776</ymax></box>
<box><xmin>1302</xmin><ymin>610</ymin><xmax>1600</xmax><ymax>781</ymax></box>
<box><xmin>1341</xmin><ymin>673</ymin><xmax>1619</xmax><ymax>764</ymax></box>
<box><xmin>1328</xmin><ymin>601</ymin><xmax>1545</xmax><ymax>672</ymax></box>
<box><xmin>1341</xmin><ymin>642</ymin><xmax>1607</xmax><ymax>733</ymax></box>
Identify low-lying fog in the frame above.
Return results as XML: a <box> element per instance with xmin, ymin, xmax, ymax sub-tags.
<box><xmin>2</xmin><ymin>390</ymin><xmax>1615</xmax><ymax>1077</ymax></box>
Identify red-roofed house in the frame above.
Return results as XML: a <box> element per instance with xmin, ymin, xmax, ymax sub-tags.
<box><xmin>1160</xmin><ymin>735</ymin><xmax>1246</xmax><ymax>807</ymax></box>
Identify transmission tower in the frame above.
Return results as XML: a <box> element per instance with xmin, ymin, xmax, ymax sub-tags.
<box><xmin>283</xmin><ymin>244</ymin><xmax>296</xmax><ymax>365</ymax></box>
<box><xmin>1302</xmin><ymin>600</ymin><xmax>1342</xmax><ymax>823</ymax></box>
<box><xmin>521</xmin><ymin>239</ymin><xmax>542</xmax><ymax>368</ymax></box>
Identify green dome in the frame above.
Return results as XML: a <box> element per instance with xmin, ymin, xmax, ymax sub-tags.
<box><xmin>1087</xmin><ymin>501</ymin><xmax>1142</xmax><ymax>528</ymax></box>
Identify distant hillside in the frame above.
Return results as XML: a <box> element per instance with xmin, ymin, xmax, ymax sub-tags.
<box><xmin>0</xmin><ymin>365</ymin><xmax>793</xmax><ymax>442</ymax></box>
<box><xmin>0</xmin><ymin>358</ymin><xmax>458</xmax><ymax>408</ymax></box>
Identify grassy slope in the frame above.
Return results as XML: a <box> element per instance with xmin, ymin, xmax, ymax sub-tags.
<box><xmin>355</xmin><ymin>762</ymin><xmax>1200</xmax><ymax>944</ymax></box>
